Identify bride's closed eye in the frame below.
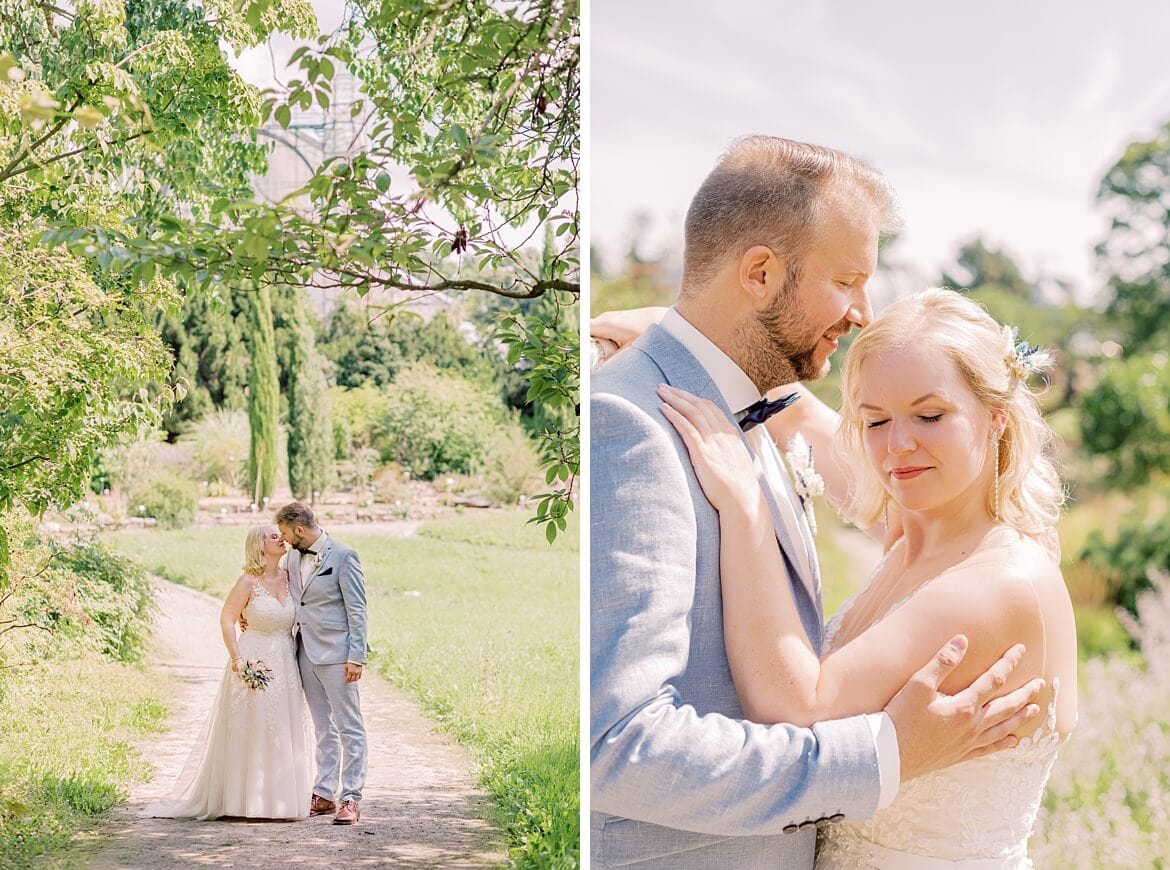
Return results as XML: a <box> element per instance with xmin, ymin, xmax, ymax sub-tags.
<box><xmin>865</xmin><ymin>414</ymin><xmax>944</xmax><ymax>429</ymax></box>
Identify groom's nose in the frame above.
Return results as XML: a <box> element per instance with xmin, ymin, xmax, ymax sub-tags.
<box><xmin>847</xmin><ymin>285</ymin><xmax>873</xmax><ymax>330</ymax></box>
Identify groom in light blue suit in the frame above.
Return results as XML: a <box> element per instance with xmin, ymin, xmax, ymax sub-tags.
<box><xmin>277</xmin><ymin>502</ymin><xmax>368</xmax><ymax>826</ymax></box>
<box><xmin>591</xmin><ymin>137</ymin><xmax>1038</xmax><ymax>869</ymax></box>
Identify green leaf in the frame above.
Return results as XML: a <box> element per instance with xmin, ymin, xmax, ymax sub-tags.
<box><xmin>275</xmin><ymin>104</ymin><xmax>291</xmax><ymax>128</ymax></box>
<box><xmin>74</xmin><ymin>106</ymin><xmax>104</xmax><ymax>129</ymax></box>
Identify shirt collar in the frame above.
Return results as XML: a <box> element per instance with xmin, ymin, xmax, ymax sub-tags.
<box><xmin>659</xmin><ymin>307</ymin><xmax>761</xmax><ymax>415</ymax></box>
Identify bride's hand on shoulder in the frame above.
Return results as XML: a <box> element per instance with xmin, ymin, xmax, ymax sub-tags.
<box><xmin>657</xmin><ymin>383</ymin><xmax>757</xmax><ymax>513</ymax></box>
<box><xmin>590</xmin><ymin>306</ymin><xmax>667</xmax><ymax>349</ymax></box>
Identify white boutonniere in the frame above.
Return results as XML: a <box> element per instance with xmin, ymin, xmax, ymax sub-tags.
<box><xmin>785</xmin><ymin>432</ymin><xmax>824</xmax><ymax>536</ymax></box>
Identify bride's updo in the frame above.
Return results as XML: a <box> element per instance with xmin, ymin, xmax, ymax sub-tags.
<box><xmin>242</xmin><ymin>525</ymin><xmax>269</xmax><ymax>576</ymax></box>
<box><xmin>836</xmin><ymin>287</ymin><xmax>1064</xmax><ymax>539</ymax></box>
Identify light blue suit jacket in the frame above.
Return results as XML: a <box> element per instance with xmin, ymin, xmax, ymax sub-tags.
<box><xmin>289</xmin><ymin>535</ymin><xmax>369</xmax><ymax>666</ymax></box>
<box><xmin>590</xmin><ymin>325</ymin><xmax>882</xmax><ymax>869</ymax></box>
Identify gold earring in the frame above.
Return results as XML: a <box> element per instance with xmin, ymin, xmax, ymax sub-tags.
<box><xmin>992</xmin><ymin>431</ymin><xmax>1001</xmax><ymax>521</ymax></box>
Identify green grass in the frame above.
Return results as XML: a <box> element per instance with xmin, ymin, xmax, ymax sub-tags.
<box><xmin>107</xmin><ymin>509</ymin><xmax>580</xmax><ymax>868</ymax></box>
<box><xmin>816</xmin><ymin>510</ymin><xmax>861</xmax><ymax>618</ymax></box>
<box><xmin>0</xmin><ymin>655</ymin><xmax>169</xmax><ymax>869</ymax></box>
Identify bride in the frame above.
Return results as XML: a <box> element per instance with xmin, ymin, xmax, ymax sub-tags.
<box><xmin>145</xmin><ymin>524</ymin><xmax>311</xmax><ymax>820</ymax></box>
<box><xmin>615</xmin><ymin>288</ymin><xmax>1078</xmax><ymax>867</ymax></box>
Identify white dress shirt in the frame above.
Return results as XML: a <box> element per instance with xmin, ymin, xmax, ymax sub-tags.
<box><xmin>659</xmin><ymin>306</ymin><xmax>900</xmax><ymax>809</ymax></box>
<box><xmin>300</xmin><ymin>530</ymin><xmax>327</xmax><ymax>587</ymax></box>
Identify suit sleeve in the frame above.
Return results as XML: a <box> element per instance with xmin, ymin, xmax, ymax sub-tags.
<box><xmin>590</xmin><ymin>391</ymin><xmax>883</xmax><ymax>835</ymax></box>
<box><xmin>339</xmin><ymin>547</ymin><xmax>368</xmax><ymax>664</ymax></box>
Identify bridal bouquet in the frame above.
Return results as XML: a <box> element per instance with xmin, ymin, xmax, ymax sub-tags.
<box><xmin>239</xmin><ymin>660</ymin><xmax>273</xmax><ymax>691</ymax></box>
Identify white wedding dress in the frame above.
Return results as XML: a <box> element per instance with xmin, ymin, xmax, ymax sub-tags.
<box><xmin>145</xmin><ymin>575</ymin><xmax>312</xmax><ymax>820</ymax></box>
<box><xmin>815</xmin><ymin>552</ymin><xmax>1068</xmax><ymax>870</ymax></box>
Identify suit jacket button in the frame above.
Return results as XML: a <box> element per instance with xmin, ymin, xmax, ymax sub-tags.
<box><xmin>798</xmin><ymin>820</ymin><xmax>817</xmax><ymax>831</ymax></box>
<box><xmin>782</xmin><ymin>824</ymin><xmax>799</xmax><ymax>834</ymax></box>
<box><xmin>829</xmin><ymin>813</ymin><xmax>845</xmax><ymax>823</ymax></box>
<box><xmin>815</xmin><ymin>817</ymin><xmax>831</xmax><ymax>828</ymax></box>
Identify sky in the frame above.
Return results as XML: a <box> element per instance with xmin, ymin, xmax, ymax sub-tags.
<box><xmin>229</xmin><ymin>0</ymin><xmax>347</xmax><ymax>89</ymax></box>
<box><xmin>590</xmin><ymin>1</ymin><xmax>1170</xmax><ymax>305</ymax></box>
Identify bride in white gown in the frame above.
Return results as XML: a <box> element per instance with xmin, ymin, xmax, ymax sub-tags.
<box><xmin>146</xmin><ymin>524</ymin><xmax>311</xmax><ymax>820</ymax></box>
<box><xmin>657</xmin><ymin>288</ymin><xmax>1078</xmax><ymax>868</ymax></box>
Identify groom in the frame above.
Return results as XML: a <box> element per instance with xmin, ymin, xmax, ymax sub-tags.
<box><xmin>276</xmin><ymin>502</ymin><xmax>369</xmax><ymax>825</ymax></box>
<box><xmin>591</xmin><ymin>136</ymin><xmax>1042</xmax><ymax>868</ymax></box>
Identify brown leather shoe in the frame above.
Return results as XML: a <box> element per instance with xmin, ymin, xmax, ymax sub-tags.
<box><xmin>309</xmin><ymin>794</ymin><xmax>336</xmax><ymax>816</ymax></box>
<box><xmin>333</xmin><ymin>799</ymin><xmax>360</xmax><ymax>825</ymax></box>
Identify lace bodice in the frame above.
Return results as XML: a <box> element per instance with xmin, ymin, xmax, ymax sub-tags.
<box><xmin>242</xmin><ymin>574</ymin><xmax>295</xmax><ymax>636</ymax></box>
<box><xmin>816</xmin><ymin>552</ymin><xmax>1068</xmax><ymax>868</ymax></box>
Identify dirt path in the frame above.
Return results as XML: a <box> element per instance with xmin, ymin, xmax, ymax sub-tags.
<box><xmin>86</xmin><ymin>577</ymin><xmax>505</xmax><ymax>868</ymax></box>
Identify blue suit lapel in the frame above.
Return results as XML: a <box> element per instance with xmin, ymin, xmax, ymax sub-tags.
<box><xmin>636</xmin><ymin>326</ymin><xmax>824</xmax><ymax>634</ymax></box>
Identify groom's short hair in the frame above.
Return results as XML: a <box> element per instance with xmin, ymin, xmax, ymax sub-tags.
<box><xmin>680</xmin><ymin>136</ymin><xmax>899</xmax><ymax>296</ymax></box>
<box><xmin>275</xmin><ymin>502</ymin><xmax>316</xmax><ymax>529</ymax></box>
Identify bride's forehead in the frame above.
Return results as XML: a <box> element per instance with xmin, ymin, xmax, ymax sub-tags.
<box><xmin>857</xmin><ymin>346</ymin><xmax>969</xmax><ymax>397</ymax></box>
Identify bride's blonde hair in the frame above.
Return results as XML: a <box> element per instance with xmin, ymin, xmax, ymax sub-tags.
<box><xmin>836</xmin><ymin>288</ymin><xmax>1064</xmax><ymax>539</ymax></box>
<box><xmin>242</xmin><ymin>525</ymin><xmax>271</xmax><ymax>576</ymax></box>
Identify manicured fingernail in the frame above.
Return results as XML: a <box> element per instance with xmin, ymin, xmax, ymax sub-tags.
<box><xmin>1027</xmin><ymin>704</ymin><xmax>1040</xmax><ymax>718</ymax></box>
<box><xmin>949</xmin><ymin>636</ymin><xmax>968</xmax><ymax>653</ymax></box>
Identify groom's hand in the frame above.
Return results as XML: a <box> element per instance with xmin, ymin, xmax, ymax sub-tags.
<box><xmin>885</xmin><ymin>635</ymin><xmax>1044</xmax><ymax>782</ymax></box>
<box><xmin>343</xmin><ymin>662</ymin><xmax>363</xmax><ymax>683</ymax></box>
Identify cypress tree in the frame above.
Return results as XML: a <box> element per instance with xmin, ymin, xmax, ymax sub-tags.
<box><xmin>286</xmin><ymin>298</ymin><xmax>333</xmax><ymax>503</ymax></box>
<box><xmin>246</xmin><ymin>286</ymin><xmax>280</xmax><ymax>504</ymax></box>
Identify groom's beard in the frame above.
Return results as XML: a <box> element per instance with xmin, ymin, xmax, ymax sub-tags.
<box><xmin>739</xmin><ymin>276</ymin><xmax>828</xmax><ymax>391</ymax></box>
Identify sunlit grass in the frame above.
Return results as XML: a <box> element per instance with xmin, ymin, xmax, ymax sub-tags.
<box><xmin>0</xmin><ymin>656</ymin><xmax>169</xmax><ymax>868</ymax></box>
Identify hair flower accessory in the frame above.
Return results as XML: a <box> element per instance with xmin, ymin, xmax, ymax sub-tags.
<box><xmin>1005</xmin><ymin>326</ymin><xmax>1051</xmax><ymax>382</ymax></box>
<box><xmin>784</xmin><ymin>432</ymin><xmax>824</xmax><ymax>537</ymax></box>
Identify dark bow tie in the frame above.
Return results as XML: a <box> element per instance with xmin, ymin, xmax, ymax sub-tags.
<box><xmin>738</xmin><ymin>392</ymin><xmax>800</xmax><ymax>432</ymax></box>
<box><xmin>297</xmin><ymin>547</ymin><xmax>318</xmax><ymax>556</ymax></box>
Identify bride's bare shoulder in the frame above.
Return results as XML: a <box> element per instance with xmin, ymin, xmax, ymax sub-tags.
<box><xmin>927</xmin><ymin>533</ymin><xmax>1060</xmax><ymax>620</ymax></box>
<box><xmin>988</xmin><ymin>532</ymin><xmax>1064</xmax><ymax>588</ymax></box>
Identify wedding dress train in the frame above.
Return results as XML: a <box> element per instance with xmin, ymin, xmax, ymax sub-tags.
<box><xmin>145</xmin><ymin>577</ymin><xmax>312</xmax><ymax>820</ymax></box>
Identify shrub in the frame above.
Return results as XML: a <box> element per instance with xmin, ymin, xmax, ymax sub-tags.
<box><xmin>482</xmin><ymin>428</ymin><xmax>544</xmax><ymax>505</ymax></box>
<box><xmin>331</xmin><ymin>383</ymin><xmax>389</xmax><ymax>453</ymax></box>
<box><xmin>51</xmin><ymin>542</ymin><xmax>154</xmax><ymax>663</ymax></box>
<box><xmin>3</xmin><ymin>526</ymin><xmax>154</xmax><ymax>667</ymax></box>
<box><xmin>376</xmin><ymin>362</ymin><xmax>512</xmax><ymax>480</ymax></box>
<box><xmin>177</xmin><ymin>410</ymin><xmax>249</xmax><ymax>489</ymax></box>
<box><xmin>1077</xmin><ymin>511</ymin><xmax>1170</xmax><ymax>618</ymax></box>
<box><xmin>1078</xmin><ymin>352</ymin><xmax>1170</xmax><ymax>486</ymax></box>
<box><xmin>335</xmin><ymin>446</ymin><xmax>380</xmax><ymax>495</ymax></box>
<box><xmin>372</xmin><ymin>464</ymin><xmax>412</xmax><ymax>506</ymax></box>
<box><xmin>128</xmin><ymin>475</ymin><xmax>198</xmax><ymax>529</ymax></box>
<box><xmin>101</xmin><ymin>433</ymin><xmax>193</xmax><ymax>497</ymax></box>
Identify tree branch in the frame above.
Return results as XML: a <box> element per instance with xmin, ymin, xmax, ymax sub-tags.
<box><xmin>2</xmin><ymin>455</ymin><xmax>51</xmax><ymax>472</ymax></box>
